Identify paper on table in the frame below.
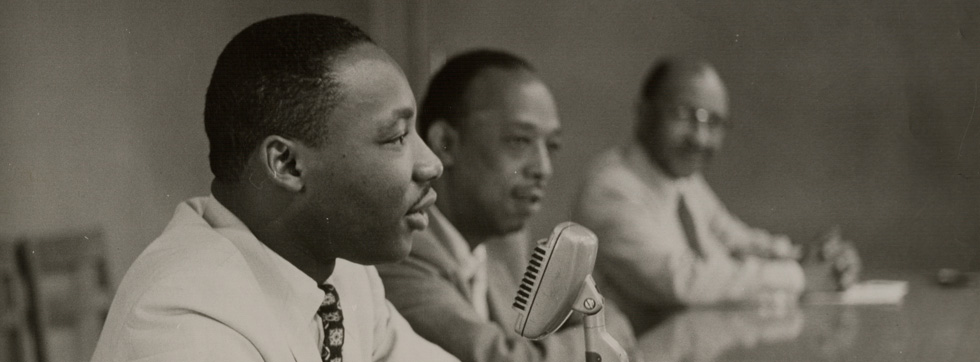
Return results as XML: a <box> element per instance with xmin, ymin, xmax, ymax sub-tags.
<box><xmin>804</xmin><ymin>280</ymin><xmax>909</xmax><ymax>305</ymax></box>
<box><xmin>841</xmin><ymin>280</ymin><xmax>909</xmax><ymax>304</ymax></box>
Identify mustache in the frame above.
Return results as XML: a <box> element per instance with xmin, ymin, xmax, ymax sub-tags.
<box><xmin>411</xmin><ymin>185</ymin><xmax>434</xmax><ymax>209</ymax></box>
<box><xmin>679</xmin><ymin>142</ymin><xmax>714</xmax><ymax>155</ymax></box>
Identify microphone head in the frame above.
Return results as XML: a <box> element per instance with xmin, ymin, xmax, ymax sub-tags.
<box><xmin>513</xmin><ymin>222</ymin><xmax>598</xmax><ymax>339</ymax></box>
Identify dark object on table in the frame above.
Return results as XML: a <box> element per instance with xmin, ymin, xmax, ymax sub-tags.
<box><xmin>936</xmin><ymin>268</ymin><xmax>970</xmax><ymax>287</ymax></box>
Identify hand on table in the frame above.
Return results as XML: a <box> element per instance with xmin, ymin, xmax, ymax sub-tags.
<box><xmin>730</xmin><ymin>235</ymin><xmax>803</xmax><ymax>260</ymax></box>
<box><xmin>803</xmin><ymin>226</ymin><xmax>862</xmax><ymax>291</ymax></box>
<box><xmin>769</xmin><ymin>235</ymin><xmax>804</xmax><ymax>260</ymax></box>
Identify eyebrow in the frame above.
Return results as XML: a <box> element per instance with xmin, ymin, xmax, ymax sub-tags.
<box><xmin>393</xmin><ymin>107</ymin><xmax>415</xmax><ymax>122</ymax></box>
<box><xmin>504</xmin><ymin>118</ymin><xmax>562</xmax><ymax>135</ymax></box>
<box><xmin>378</xmin><ymin>107</ymin><xmax>415</xmax><ymax>132</ymax></box>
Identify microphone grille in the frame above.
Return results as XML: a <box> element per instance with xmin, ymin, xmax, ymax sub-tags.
<box><xmin>513</xmin><ymin>245</ymin><xmax>549</xmax><ymax>311</ymax></box>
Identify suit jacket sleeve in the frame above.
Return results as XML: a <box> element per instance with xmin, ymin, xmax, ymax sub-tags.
<box><xmin>92</xmin><ymin>267</ymin><xmax>268</xmax><ymax>362</ymax></box>
<box><xmin>575</xmin><ymin>170</ymin><xmax>804</xmax><ymax>307</ymax></box>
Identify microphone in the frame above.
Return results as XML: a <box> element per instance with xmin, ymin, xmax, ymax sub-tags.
<box><xmin>513</xmin><ymin>222</ymin><xmax>629</xmax><ymax>362</ymax></box>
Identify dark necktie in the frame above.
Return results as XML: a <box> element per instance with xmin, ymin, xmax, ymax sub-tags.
<box><xmin>318</xmin><ymin>283</ymin><xmax>345</xmax><ymax>362</ymax></box>
<box><xmin>677</xmin><ymin>195</ymin><xmax>705</xmax><ymax>258</ymax></box>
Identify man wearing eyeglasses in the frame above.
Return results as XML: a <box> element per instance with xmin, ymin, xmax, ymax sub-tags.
<box><xmin>573</xmin><ymin>58</ymin><xmax>861</xmax><ymax>327</ymax></box>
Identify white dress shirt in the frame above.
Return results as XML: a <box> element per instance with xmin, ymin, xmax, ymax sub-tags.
<box><xmin>91</xmin><ymin>196</ymin><xmax>458</xmax><ymax>362</ymax></box>
<box><xmin>573</xmin><ymin>143</ymin><xmax>805</xmax><ymax>315</ymax></box>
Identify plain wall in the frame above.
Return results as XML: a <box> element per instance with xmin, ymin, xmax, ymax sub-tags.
<box><xmin>426</xmin><ymin>0</ymin><xmax>979</xmax><ymax>270</ymax></box>
<box><xmin>0</xmin><ymin>1</ymin><xmax>371</xmax><ymax>283</ymax></box>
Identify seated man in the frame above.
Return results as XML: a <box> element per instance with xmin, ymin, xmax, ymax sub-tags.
<box><xmin>92</xmin><ymin>14</ymin><xmax>457</xmax><ymax>362</ymax></box>
<box><xmin>573</xmin><ymin>58</ymin><xmax>860</xmax><ymax>321</ymax></box>
<box><xmin>377</xmin><ymin>50</ymin><xmax>636</xmax><ymax>362</ymax></box>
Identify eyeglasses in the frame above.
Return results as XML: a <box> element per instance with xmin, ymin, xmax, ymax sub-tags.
<box><xmin>664</xmin><ymin>105</ymin><xmax>730</xmax><ymax>132</ymax></box>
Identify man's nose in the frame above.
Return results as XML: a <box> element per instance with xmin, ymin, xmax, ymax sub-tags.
<box><xmin>524</xmin><ymin>141</ymin><xmax>553</xmax><ymax>182</ymax></box>
<box><xmin>413</xmin><ymin>134</ymin><xmax>443</xmax><ymax>183</ymax></box>
<box><xmin>688</xmin><ymin>122</ymin><xmax>714</xmax><ymax>148</ymax></box>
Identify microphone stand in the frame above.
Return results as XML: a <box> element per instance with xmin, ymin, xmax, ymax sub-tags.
<box><xmin>571</xmin><ymin>275</ymin><xmax>629</xmax><ymax>362</ymax></box>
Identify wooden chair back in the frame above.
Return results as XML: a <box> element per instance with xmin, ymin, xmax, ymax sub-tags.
<box><xmin>1</xmin><ymin>239</ymin><xmax>38</xmax><ymax>362</ymax></box>
<box><xmin>18</xmin><ymin>228</ymin><xmax>111</xmax><ymax>362</ymax></box>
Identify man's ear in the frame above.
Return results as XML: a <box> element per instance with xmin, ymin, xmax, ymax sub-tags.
<box><xmin>426</xmin><ymin>120</ymin><xmax>458</xmax><ymax>168</ymax></box>
<box><xmin>259</xmin><ymin>135</ymin><xmax>304</xmax><ymax>192</ymax></box>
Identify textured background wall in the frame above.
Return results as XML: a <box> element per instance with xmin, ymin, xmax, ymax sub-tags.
<box><xmin>425</xmin><ymin>0</ymin><xmax>979</xmax><ymax>270</ymax></box>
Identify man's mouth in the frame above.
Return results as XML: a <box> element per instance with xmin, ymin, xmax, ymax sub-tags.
<box><xmin>408</xmin><ymin>188</ymin><xmax>437</xmax><ymax>214</ymax></box>
<box><xmin>679</xmin><ymin>146</ymin><xmax>712</xmax><ymax>159</ymax></box>
<box><xmin>512</xmin><ymin>187</ymin><xmax>544</xmax><ymax>205</ymax></box>
<box><xmin>405</xmin><ymin>188</ymin><xmax>437</xmax><ymax>230</ymax></box>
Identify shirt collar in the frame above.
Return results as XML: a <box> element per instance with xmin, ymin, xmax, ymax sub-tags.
<box><xmin>429</xmin><ymin>207</ymin><xmax>487</xmax><ymax>280</ymax></box>
<box><xmin>201</xmin><ymin>196</ymin><xmax>325</xmax><ymax>336</ymax></box>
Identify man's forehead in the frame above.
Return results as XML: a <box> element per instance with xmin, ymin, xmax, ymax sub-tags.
<box><xmin>460</xmin><ymin>71</ymin><xmax>560</xmax><ymax>134</ymax></box>
<box><xmin>462</xmin><ymin>107</ymin><xmax>561</xmax><ymax>134</ymax></box>
<box><xmin>332</xmin><ymin>47</ymin><xmax>412</xmax><ymax>100</ymax></box>
<box><xmin>462</xmin><ymin>68</ymin><xmax>540</xmax><ymax>109</ymax></box>
<box><xmin>324</xmin><ymin>43</ymin><xmax>416</xmax><ymax>130</ymax></box>
<box><xmin>332</xmin><ymin>44</ymin><xmax>403</xmax><ymax>86</ymax></box>
<box><xmin>661</xmin><ymin>71</ymin><xmax>729</xmax><ymax>114</ymax></box>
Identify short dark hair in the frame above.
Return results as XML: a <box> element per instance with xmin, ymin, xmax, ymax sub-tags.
<box><xmin>204</xmin><ymin>14</ymin><xmax>373</xmax><ymax>183</ymax></box>
<box><xmin>417</xmin><ymin>49</ymin><xmax>534</xmax><ymax>139</ymax></box>
<box><xmin>639</xmin><ymin>57</ymin><xmax>712</xmax><ymax>103</ymax></box>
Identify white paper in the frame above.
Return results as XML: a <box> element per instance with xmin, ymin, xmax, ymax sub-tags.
<box><xmin>839</xmin><ymin>280</ymin><xmax>909</xmax><ymax>305</ymax></box>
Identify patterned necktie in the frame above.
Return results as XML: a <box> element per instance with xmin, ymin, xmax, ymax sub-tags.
<box><xmin>318</xmin><ymin>283</ymin><xmax>344</xmax><ymax>362</ymax></box>
<box><xmin>677</xmin><ymin>195</ymin><xmax>705</xmax><ymax>258</ymax></box>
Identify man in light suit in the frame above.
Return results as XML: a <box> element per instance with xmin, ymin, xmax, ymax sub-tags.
<box><xmin>91</xmin><ymin>14</ymin><xmax>457</xmax><ymax>362</ymax></box>
<box><xmin>376</xmin><ymin>50</ymin><xmax>636</xmax><ymax>362</ymax></box>
<box><xmin>573</xmin><ymin>58</ymin><xmax>861</xmax><ymax>328</ymax></box>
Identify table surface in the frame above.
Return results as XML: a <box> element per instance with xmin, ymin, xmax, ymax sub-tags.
<box><xmin>635</xmin><ymin>270</ymin><xmax>980</xmax><ymax>362</ymax></box>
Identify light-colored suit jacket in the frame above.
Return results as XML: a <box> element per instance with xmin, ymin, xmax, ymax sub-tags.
<box><xmin>376</xmin><ymin>209</ymin><xmax>637</xmax><ymax>362</ymax></box>
<box><xmin>91</xmin><ymin>196</ymin><xmax>457</xmax><ymax>362</ymax></box>
<box><xmin>573</xmin><ymin>144</ymin><xmax>804</xmax><ymax>327</ymax></box>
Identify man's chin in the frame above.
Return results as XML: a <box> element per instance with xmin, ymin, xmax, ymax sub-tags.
<box><xmin>387</xmin><ymin>235</ymin><xmax>414</xmax><ymax>261</ymax></box>
<box><xmin>496</xmin><ymin>215</ymin><xmax>530</xmax><ymax>235</ymax></box>
<box><xmin>667</xmin><ymin>159</ymin><xmax>707</xmax><ymax>178</ymax></box>
<box><xmin>349</xmin><ymin>238</ymin><xmax>413</xmax><ymax>265</ymax></box>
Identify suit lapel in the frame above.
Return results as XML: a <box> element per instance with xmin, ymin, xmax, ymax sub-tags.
<box><xmin>485</xmin><ymin>233</ymin><xmax>531</xmax><ymax>337</ymax></box>
<box><xmin>422</xmin><ymin>210</ymin><xmax>476</xmax><ymax>300</ymax></box>
<box><xmin>214</xmin><ymin>225</ymin><xmax>319</xmax><ymax>362</ymax></box>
